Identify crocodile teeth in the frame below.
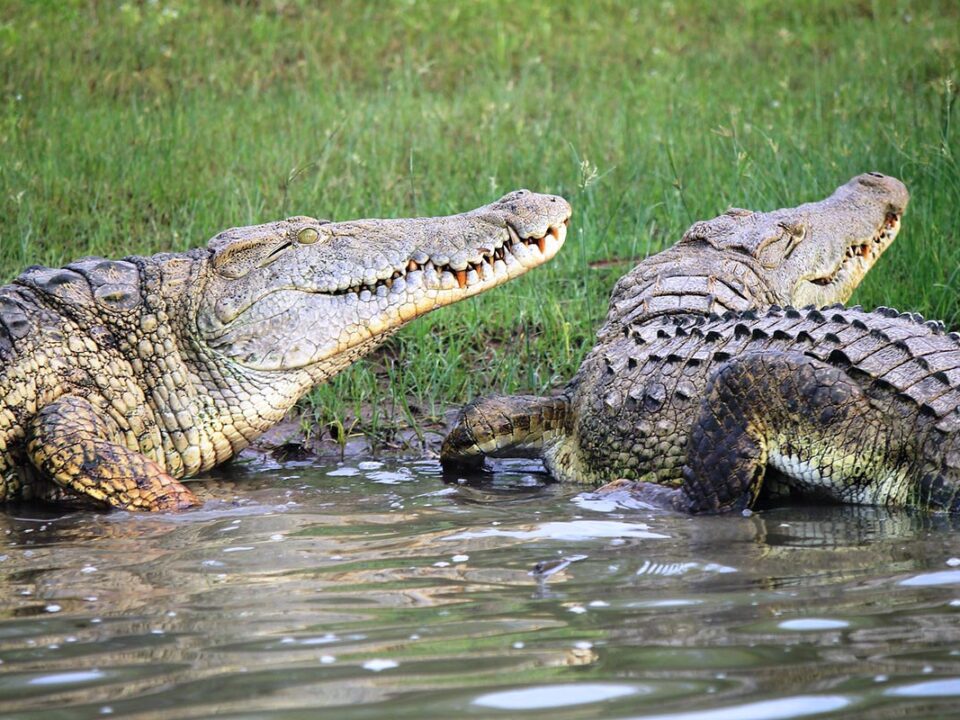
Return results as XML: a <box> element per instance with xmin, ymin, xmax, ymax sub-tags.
<box><xmin>506</xmin><ymin>223</ymin><xmax>522</xmax><ymax>246</ymax></box>
<box><xmin>439</xmin><ymin>270</ymin><xmax>458</xmax><ymax>290</ymax></box>
<box><xmin>331</xmin><ymin>220</ymin><xmax>564</xmax><ymax>298</ymax></box>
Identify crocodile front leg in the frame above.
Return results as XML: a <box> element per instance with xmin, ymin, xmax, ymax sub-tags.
<box><xmin>679</xmin><ymin>351</ymin><xmax>925</xmax><ymax>513</ymax></box>
<box><xmin>26</xmin><ymin>396</ymin><xmax>199</xmax><ymax>511</ymax></box>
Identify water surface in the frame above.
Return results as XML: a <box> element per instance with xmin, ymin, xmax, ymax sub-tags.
<box><xmin>1</xmin><ymin>457</ymin><xmax>960</xmax><ymax>719</ymax></box>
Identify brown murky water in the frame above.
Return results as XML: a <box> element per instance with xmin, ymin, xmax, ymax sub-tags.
<box><xmin>1</xmin><ymin>457</ymin><xmax>960</xmax><ymax>719</ymax></box>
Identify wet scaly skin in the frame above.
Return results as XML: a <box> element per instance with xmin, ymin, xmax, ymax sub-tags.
<box><xmin>0</xmin><ymin>191</ymin><xmax>571</xmax><ymax>511</ymax></box>
<box><xmin>588</xmin><ymin>306</ymin><xmax>960</xmax><ymax>513</ymax></box>
<box><xmin>439</xmin><ymin>174</ymin><xmax>951</xmax><ymax>514</ymax></box>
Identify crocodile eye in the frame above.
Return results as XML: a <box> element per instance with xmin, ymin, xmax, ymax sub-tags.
<box><xmin>297</xmin><ymin>227</ymin><xmax>320</xmax><ymax>245</ymax></box>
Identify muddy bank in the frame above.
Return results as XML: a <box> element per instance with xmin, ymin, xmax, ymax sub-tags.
<box><xmin>244</xmin><ymin>406</ymin><xmax>463</xmax><ymax>464</ymax></box>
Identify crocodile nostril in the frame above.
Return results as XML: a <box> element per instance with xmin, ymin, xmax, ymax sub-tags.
<box><xmin>867</xmin><ymin>172</ymin><xmax>884</xmax><ymax>178</ymax></box>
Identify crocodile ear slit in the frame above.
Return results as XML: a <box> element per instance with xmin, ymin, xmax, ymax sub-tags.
<box><xmin>782</xmin><ymin>227</ymin><xmax>805</xmax><ymax>259</ymax></box>
<box><xmin>259</xmin><ymin>241</ymin><xmax>293</xmax><ymax>267</ymax></box>
<box><xmin>214</xmin><ymin>237</ymin><xmax>293</xmax><ymax>278</ymax></box>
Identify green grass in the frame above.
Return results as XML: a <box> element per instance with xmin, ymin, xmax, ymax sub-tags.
<box><xmin>1</xmin><ymin>0</ymin><xmax>958</xmax><ymax>443</ymax></box>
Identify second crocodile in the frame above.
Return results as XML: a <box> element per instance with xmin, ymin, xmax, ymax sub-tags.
<box><xmin>581</xmin><ymin>304</ymin><xmax>960</xmax><ymax>513</ymax></box>
<box><xmin>441</xmin><ymin>174</ymin><xmax>922</xmax><ymax>511</ymax></box>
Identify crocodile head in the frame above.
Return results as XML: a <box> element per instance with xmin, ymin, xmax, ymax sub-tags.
<box><xmin>192</xmin><ymin>190</ymin><xmax>571</xmax><ymax>378</ymax></box>
<box><xmin>680</xmin><ymin>172</ymin><xmax>909</xmax><ymax>307</ymax></box>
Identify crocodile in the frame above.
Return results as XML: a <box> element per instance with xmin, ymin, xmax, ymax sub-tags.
<box><xmin>0</xmin><ymin>190</ymin><xmax>571</xmax><ymax>511</ymax></box>
<box><xmin>581</xmin><ymin>304</ymin><xmax>960</xmax><ymax>514</ymax></box>
<box><xmin>441</xmin><ymin>173</ymin><xmax>915</xmax><ymax>510</ymax></box>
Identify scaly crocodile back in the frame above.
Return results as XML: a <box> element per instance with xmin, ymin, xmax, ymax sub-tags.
<box><xmin>561</xmin><ymin>306</ymin><xmax>960</xmax><ymax>487</ymax></box>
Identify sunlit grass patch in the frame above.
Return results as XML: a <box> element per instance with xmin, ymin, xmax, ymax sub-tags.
<box><xmin>1</xmin><ymin>0</ymin><xmax>957</xmax><ymax>442</ymax></box>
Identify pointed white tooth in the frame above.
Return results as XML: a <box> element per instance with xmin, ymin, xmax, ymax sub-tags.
<box><xmin>424</xmin><ymin>263</ymin><xmax>439</xmax><ymax>287</ymax></box>
<box><xmin>510</xmin><ymin>241</ymin><xmax>529</xmax><ymax>263</ymax></box>
<box><xmin>541</xmin><ymin>234</ymin><xmax>556</xmax><ymax>255</ymax></box>
<box><xmin>440</xmin><ymin>270</ymin><xmax>458</xmax><ymax>290</ymax></box>
<box><xmin>506</xmin><ymin>224</ymin><xmax>521</xmax><ymax>246</ymax></box>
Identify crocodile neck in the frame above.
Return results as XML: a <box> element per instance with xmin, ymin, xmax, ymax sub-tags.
<box><xmin>597</xmin><ymin>247</ymin><xmax>779</xmax><ymax>340</ymax></box>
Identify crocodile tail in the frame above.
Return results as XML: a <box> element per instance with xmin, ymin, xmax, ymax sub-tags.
<box><xmin>440</xmin><ymin>394</ymin><xmax>569</xmax><ymax>468</ymax></box>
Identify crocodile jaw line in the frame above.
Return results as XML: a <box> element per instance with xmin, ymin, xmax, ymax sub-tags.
<box><xmin>796</xmin><ymin>212</ymin><xmax>901</xmax><ymax>306</ymax></box>
<box><xmin>212</xmin><ymin>218</ymin><xmax>569</xmax><ymax>372</ymax></box>
<box><xmin>331</xmin><ymin>218</ymin><xmax>568</xmax><ymax>298</ymax></box>
<box><xmin>336</xmin><ymin>219</ymin><xmax>569</xmax><ymax>341</ymax></box>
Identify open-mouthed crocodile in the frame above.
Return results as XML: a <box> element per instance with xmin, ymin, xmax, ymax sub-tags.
<box><xmin>442</xmin><ymin>173</ymin><xmax>919</xmax><ymax>511</ymax></box>
<box><xmin>0</xmin><ymin>190</ymin><xmax>571</xmax><ymax>511</ymax></box>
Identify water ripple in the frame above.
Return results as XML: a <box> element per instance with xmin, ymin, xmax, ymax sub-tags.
<box><xmin>1</xmin><ymin>461</ymin><xmax>959</xmax><ymax>718</ymax></box>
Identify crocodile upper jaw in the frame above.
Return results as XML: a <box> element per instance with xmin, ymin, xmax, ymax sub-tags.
<box><xmin>193</xmin><ymin>191</ymin><xmax>572</xmax><ymax>373</ymax></box>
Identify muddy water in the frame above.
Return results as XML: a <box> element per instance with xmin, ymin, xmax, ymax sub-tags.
<box><xmin>1</xmin><ymin>457</ymin><xmax>960</xmax><ymax>719</ymax></box>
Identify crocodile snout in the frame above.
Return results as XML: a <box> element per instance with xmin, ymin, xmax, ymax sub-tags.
<box><xmin>852</xmin><ymin>172</ymin><xmax>910</xmax><ymax>213</ymax></box>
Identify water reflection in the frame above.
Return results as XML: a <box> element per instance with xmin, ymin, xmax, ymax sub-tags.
<box><xmin>0</xmin><ymin>459</ymin><xmax>959</xmax><ymax>718</ymax></box>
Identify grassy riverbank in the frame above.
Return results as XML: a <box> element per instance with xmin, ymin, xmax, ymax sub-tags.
<box><xmin>1</xmin><ymin>0</ymin><xmax>958</xmax><ymax>449</ymax></box>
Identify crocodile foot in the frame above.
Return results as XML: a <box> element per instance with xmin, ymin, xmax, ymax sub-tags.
<box><xmin>592</xmin><ymin>478</ymin><xmax>687</xmax><ymax>512</ymax></box>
